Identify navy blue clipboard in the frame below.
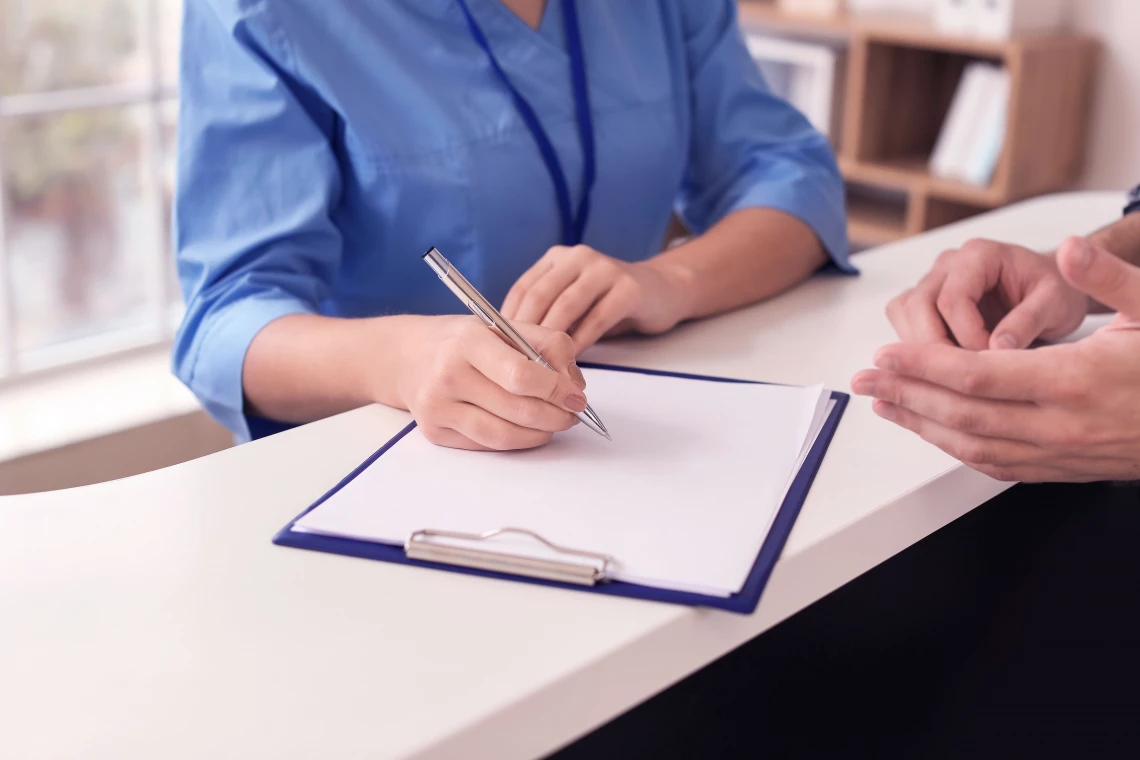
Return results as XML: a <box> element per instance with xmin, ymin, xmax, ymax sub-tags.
<box><xmin>273</xmin><ymin>364</ymin><xmax>848</xmax><ymax>615</ymax></box>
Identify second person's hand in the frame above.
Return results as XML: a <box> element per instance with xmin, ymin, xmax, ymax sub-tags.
<box><xmin>394</xmin><ymin>316</ymin><xmax>589</xmax><ymax>451</ymax></box>
<box><xmin>885</xmin><ymin>238</ymin><xmax>1090</xmax><ymax>350</ymax></box>
<box><xmin>501</xmin><ymin>244</ymin><xmax>692</xmax><ymax>353</ymax></box>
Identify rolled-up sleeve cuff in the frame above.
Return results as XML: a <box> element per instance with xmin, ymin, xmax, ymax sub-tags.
<box><xmin>722</xmin><ymin>175</ymin><xmax>856</xmax><ymax>275</ymax></box>
<box><xmin>180</xmin><ymin>294</ymin><xmax>315</xmax><ymax>443</ymax></box>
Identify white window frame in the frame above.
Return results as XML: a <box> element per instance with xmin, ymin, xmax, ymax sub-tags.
<box><xmin>0</xmin><ymin>0</ymin><xmax>179</xmax><ymax>385</ymax></box>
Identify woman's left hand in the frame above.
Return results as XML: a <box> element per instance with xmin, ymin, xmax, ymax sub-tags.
<box><xmin>501</xmin><ymin>245</ymin><xmax>692</xmax><ymax>353</ymax></box>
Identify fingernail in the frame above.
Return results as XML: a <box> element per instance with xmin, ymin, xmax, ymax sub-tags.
<box><xmin>564</xmin><ymin>394</ymin><xmax>588</xmax><ymax>414</ymax></box>
<box><xmin>1071</xmin><ymin>238</ymin><xmax>1094</xmax><ymax>271</ymax></box>
<box><xmin>875</xmin><ymin>354</ymin><xmax>899</xmax><ymax>372</ymax></box>
<box><xmin>568</xmin><ymin>362</ymin><xmax>587</xmax><ymax>389</ymax></box>
<box><xmin>853</xmin><ymin>380</ymin><xmax>876</xmax><ymax>397</ymax></box>
<box><xmin>995</xmin><ymin>333</ymin><xmax>1018</xmax><ymax>350</ymax></box>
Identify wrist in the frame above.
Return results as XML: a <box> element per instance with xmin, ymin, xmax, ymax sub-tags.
<box><xmin>363</xmin><ymin>314</ymin><xmax>440</xmax><ymax>411</ymax></box>
<box><xmin>641</xmin><ymin>255</ymin><xmax>698</xmax><ymax>326</ymax></box>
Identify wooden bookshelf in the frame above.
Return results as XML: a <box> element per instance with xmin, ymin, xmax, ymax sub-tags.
<box><xmin>846</xmin><ymin>185</ymin><xmax>908</xmax><ymax>246</ymax></box>
<box><xmin>737</xmin><ymin>1</ymin><xmax>854</xmax><ymax>39</ymax></box>
<box><xmin>738</xmin><ymin>1</ymin><xmax>1100</xmax><ymax>248</ymax></box>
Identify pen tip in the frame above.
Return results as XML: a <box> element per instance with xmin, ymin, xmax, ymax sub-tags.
<box><xmin>604</xmin><ymin>432</ymin><xmax>613</xmax><ymax>441</ymax></box>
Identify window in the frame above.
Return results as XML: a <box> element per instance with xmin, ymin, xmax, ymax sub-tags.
<box><xmin>0</xmin><ymin>0</ymin><xmax>181</xmax><ymax>379</ymax></box>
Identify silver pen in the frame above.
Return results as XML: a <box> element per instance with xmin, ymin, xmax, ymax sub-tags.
<box><xmin>422</xmin><ymin>247</ymin><xmax>611</xmax><ymax>441</ymax></box>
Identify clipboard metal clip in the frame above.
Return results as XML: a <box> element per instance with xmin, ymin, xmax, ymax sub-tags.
<box><xmin>405</xmin><ymin>527</ymin><xmax>613</xmax><ymax>587</ymax></box>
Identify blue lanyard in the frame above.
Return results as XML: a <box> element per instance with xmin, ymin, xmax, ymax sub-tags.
<box><xmin>456</xmin><ymin>0</ymin><xmax>596</xmax><ymax>246</ymax></box>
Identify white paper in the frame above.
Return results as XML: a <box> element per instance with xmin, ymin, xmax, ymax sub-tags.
<box><xmin>295</xmin><ymin>369</ymin><xmax>828</xmax><ymax>597</ymax></box>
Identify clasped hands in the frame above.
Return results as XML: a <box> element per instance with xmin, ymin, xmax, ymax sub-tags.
<box><xmin>852</xmin><ymin>236</ymin><xmax>1140</xmax><ymax>483</ymax></box>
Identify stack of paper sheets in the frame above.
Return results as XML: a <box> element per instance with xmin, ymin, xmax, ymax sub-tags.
<box><xmin>294</xmin><ymin>368</ymin><xmax>832</xmax><ymax>598</ymax></box>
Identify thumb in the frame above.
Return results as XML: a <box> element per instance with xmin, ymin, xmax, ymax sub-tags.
<box><xmin>1057</xmin><ymin>236</ymin><xmax>1140</xmax><ymax>319</ymax></box>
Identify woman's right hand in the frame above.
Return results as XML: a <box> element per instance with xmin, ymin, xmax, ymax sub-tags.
<box><xmin>393</xmin><ymin>316</ymin><xmax>589</xmax><ymax>451</ymax></box>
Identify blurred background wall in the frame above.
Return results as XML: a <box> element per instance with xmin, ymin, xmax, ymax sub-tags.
<box><xmin>1072</xmin><ymin>0</ymin><xmax>1140</xmax><ymax>191</ymax></box>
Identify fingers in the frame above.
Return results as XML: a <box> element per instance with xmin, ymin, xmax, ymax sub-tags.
<box><xmin>435</xmin><ymin>403</ymin><xmax>555</xmax><ymax>451</ymax></box>
<box><xmin>871</xmin><ymin>341</ymin><xmax>1080</xmax><ymax>402</ymax></box>
<box><xmin>412</xmin><ymin>317</ymin><xmax>587</xmax><ymax>452</ymax></box>
<box><xmin>869</xmin><ymin>401</ymin><xmax>1111</xmax><ymax>483</ymax></box>
<box><xmin>571</xmin><ymin>282</ymin><xmax>637</xmax><ymax>352</ymax></box>
<box><xmin>501</xmin><ymin>256</ymin><xmax>556</xmax><ymax>319</ymax></box>
<box><xmin>513</xmin><ymin>322</ymin><xmax>582</xmax><ymax>383</ymax></box>
<box><xmin>464</xmin><ymin>324</ymin><xmax>587</xmax><ymax>412</ymax></box>
<box><xmin>539</xmin><ymin>268</ymin><xmax>613</xmax><ymax>334</ymax></box>
<box><xmin>869</xmin><ymin>399</ymin><xmax>1047</xmax><ymax>469</ymax></box>
<box><xmin>885</xmin><ymin>281</ymin><xmax>954</xmax><ymax>346</ymax></box>
<box><xmin>509</xmin><ymin>263</ymin><xmax>583</xmax><ymax>325</ymax></box>
<box><xmin>418</xmin><ymin>425</ymin><xmax>493</xmax><ymax>452</ymax></box>
<box><xmin>935</xmin><ymin>257</ymin><xmax>998</xmax><ymax>350</ymax></box>
<box><xmin>458</xmin><ymin>367</ymin><xmax>579</xmax><ymax>434</ymax></box>
<box><xmin>851</xmin><ymin>368</ymin><xmax>1046</xmax><ymax>442</ymax></box>
<box><xmin>886</xmin><ymin>239</ymin><xmax>1080</xmax><ymax>350</ymax></box>
<box><xmin>987</xmin><ymin>282</ymin><xmax>1062</xmax><ymax>350</ymax></box>
<box><xmin>1057</xmin><ymin>236</ymin><xmax>1140</xmax><ymax>319</ymax></box>
<box><xmin>970</xmin><ymin>461</ymin><xmax>1118</xmax><ymax>484</ymax></box>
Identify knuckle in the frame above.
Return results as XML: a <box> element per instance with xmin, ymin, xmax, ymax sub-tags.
<box><xmin>433</xmin><ymin>354</ymin><xmax>464</xmax><ymax>392</ymax></box>
<box><xmin>959</xmin><ymin>371</ymin><xmax>987</xmax><ymax>396</ymax></box>
<box><xmin>884</xmin><ymin>380</ymin><xmax>904</xmax><ymax>406</ymax></box>
<box><xmin>961</xmin><ymin>238</ymin><xmax>990</xmax><ymax>254</ymax></box>
<box><xmin>503</xmin><ymin>360</ymin><xmax>533</xmax><ymax>396</ymax></box>
<box><xmin>470</xmin><ymin>417</ymin><xmax>508</xmax><ymax>450</ymax></box>
<box><xmin>485</xmin><ymin>428</ymin><xmax>511</xmax><ymax>451</ymax></box>
<box><xmin>549</xmin><ymin>331</ymin><xmax>575</xmax><ymax>358</ymax></box>
<box><xmin>419</xmin><ymin>425</ymin><xmax>448</xmax><ymax>446</ymax></box>
<box><xmin>615</xmin><ymin>271</ymin><xmax>639</xmax><ymax>294</ymax></box>
<box><xmin>513</xmin><ymin>397</ymin><xmax>540</xmax><ymax>428</ymax></box>
<box><xmin>886</xmin><ymin>294</ymin><xmax>906</xmax><ymax>318</ymax></box>
<box><xmin>416</xmin><ymin>390</ymin><xmax>446</xmax><ymax>419</ymax></box>
<box><xmin>959</xmin><ymin>440</ymin><xmax>996</xmax><ymax>466</ymax></box>
<box><xmin>946</xmin><ymin>408</ymin><xmax>980</xmax><ymax>433</ymax></box>
<box><xmin>457</xmin><ymin>317</ymin><xmax>484</xmax><ymax>339</ymax></box>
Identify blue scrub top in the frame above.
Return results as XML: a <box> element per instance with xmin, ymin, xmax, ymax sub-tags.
<box><xmin>173</xmin><ymin>0</ymin><xmax>852</xmax><ymax>441</ymax></box>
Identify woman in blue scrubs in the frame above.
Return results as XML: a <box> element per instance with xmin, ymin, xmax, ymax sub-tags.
<box><xmin>173</xmin><ymin>0</ymin><xmax>852</xmax><ymax>449</ymax></box>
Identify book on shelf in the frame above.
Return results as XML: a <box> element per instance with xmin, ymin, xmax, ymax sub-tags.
<box><xmin>744</xmin><ymin>34</ymin><xmax>844</xmax><ymax>140</ymax></box>
<box><xmin>933</xmin><ymin>0</ymin><xmax>1070</xmax><ymax>40</ymax></box>
<box><xmin>929</xmin><ymin>62</ymin><xmax>1010</xmax><ymax>187</ymax></box>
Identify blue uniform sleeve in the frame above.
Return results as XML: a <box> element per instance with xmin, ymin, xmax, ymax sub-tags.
<box><xmin>674</xmin><ymin>0</ymin><xmax>854</xmax><ymax>273</ymax></box>
<box><xmin>172</xmin><ymin>0</ymin><xmax>343</xmax><ymax>441</ymax></box>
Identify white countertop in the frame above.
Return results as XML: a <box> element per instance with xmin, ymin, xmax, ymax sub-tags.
<box><xmin>0</xmin><ymin>192</ymin><xmax>1122</xmax><ymax>760</ymax></box>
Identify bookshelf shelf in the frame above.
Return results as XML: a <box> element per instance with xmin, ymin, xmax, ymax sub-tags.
<box><xmin>839</xmin><ymin>157</ymin><xmax>1002</xmax><ymax>206</ymax></box>
<box><xmin>846</xmin><ymin>187</ymin><xmax>908</xmax><ymax>247</ymax></box>
<box><xmin>738</xmin><ymin>1</ymin><xmax>1100</xmax><ymax>248</ymax></box>
<box><xmin>737</xmin><ymin>2</ymin><xmax>853</xmax><ymax>39</ymax></box>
